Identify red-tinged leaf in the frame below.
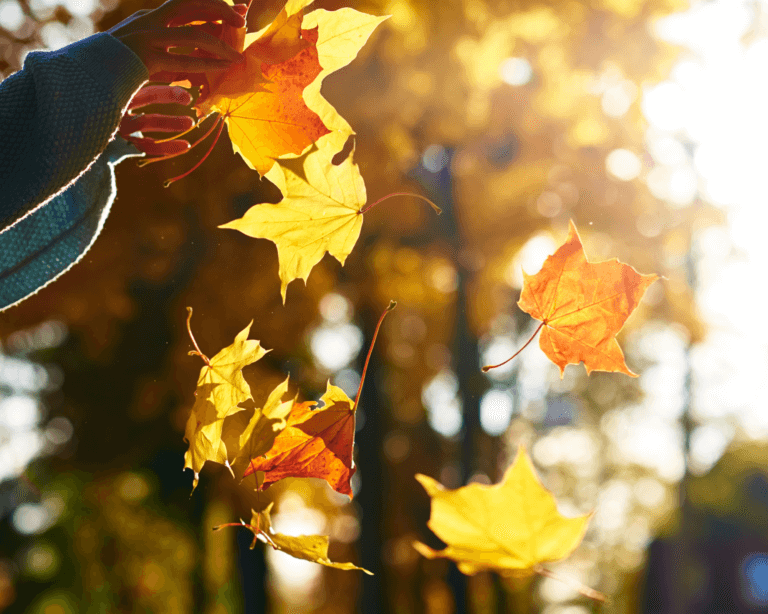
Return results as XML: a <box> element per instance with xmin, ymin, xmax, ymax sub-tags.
<box><xmin>243</xmin><ymin>383</ymin><xmax>356</xmax><ymax>497</ymax></box>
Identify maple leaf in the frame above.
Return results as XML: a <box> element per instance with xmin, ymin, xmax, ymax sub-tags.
<box><xmin>189</xmin><ymin>0</ymin><xmax>387</xmax><ymax>176</ymax></box>
<box><xmin>183</xmin><ymin>310</ymin><xmax>269</xmax><ymax>490</ymax></box>
<box><xmin>219</xmin><ymin>375</ymin><xmax>295</xmax><ymax>476</ymax></box>
<box><xmin>199</xmin><ymin>1</ymin><xmax>329</xmax><ymax>175</ymax></box>
<box><xmin>220</xmin><ymin>143</ymin><xmax>365</xmax><ymax>302</ymax></box>
<box><xmin>242</xmin><ymin>382</ymin><xmax>357</xmax><ymax>497</ymax></box>
<box><xmin>214</xmin><ymin>503</ymin><xmax>371</xmax><ymax>573</ymax></box>
<box><xmin>297</xmin><ymin>8</ymin><xmax>390</xmax><ymax>154</ymax></box>
<box><xmin>222</xmin><ymin>142</ymin><xmax>441</xmax><ymax>302</ymax></box>
<box><xmin>414</xmin><ymin>447</ymin><xmax>595</xmax><ymax>582</ymax></box>
<box><xmin>148</xmin><ymin>0</ymin><xmax>327</xmax><ymax>182</ymax></box>
<box><xmin>241</xmin><ymin>301</ymin><xmax>396</xmax><ymax>496</ymax></box>
<box><xmin>148</xmin><ymin>0</ymin><xmax>387</xmax><ymax>186</ymax></box>
<box><xmin>484</xmin><ymin>220</ymin><xmax>658</xmax><ymax>377</ymax></box>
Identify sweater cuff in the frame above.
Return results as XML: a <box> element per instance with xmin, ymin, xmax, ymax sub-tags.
<box><xmin>55</xmin><ymin>32</ymin><xmax>149</xmax><ymax>107</ymax></box>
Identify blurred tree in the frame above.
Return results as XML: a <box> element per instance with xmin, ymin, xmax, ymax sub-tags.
<box><xmin>0</xmin><ymin>0</ymin><xmax>720</xmax><ymax>611</ymax></box>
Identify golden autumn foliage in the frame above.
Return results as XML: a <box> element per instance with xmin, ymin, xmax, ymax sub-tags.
<box><xmin>164</xmin><ymin>0</ymin><xmax>391</xmax><ymax>300</ymax></box>
<box><xmin>414</xmin><ymin>447</ymin><xmax>591</xmax><ymax>578</ymax></box>
<box><xmin>183</xmin><ymin>315</ymin><xmax>269</xmax><ymax>490</ymax></box>
<box><xmin>222</xmin><ymin>141</ymin><xmax>366</xmax><ymax>301</ymax></box>
<box><xmin>0</xmin><ymin>0</ymin><xmax>715</xmax><ymax>607</ymax></box>
<box><xmin>195</xmin><ymin>0</ymin><xmax>329</xmax><ymax>174</ymax></box>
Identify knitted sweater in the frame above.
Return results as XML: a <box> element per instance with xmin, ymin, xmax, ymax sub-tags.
<box><xmin>0</xmin><ymin>32</ymin><xmax>149</xmax><ymax>311</ymax></box>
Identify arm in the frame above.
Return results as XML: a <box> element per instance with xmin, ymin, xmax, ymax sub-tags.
<box><xmin>0</xmin><ymin>85</ymin><xmax>195</xmax><ymax>311</ymax></box>
<box><xmin>0</xmin><ymin>137</ymin><xmax>141</xmax><ymax>311</ymax></box>
<box><xmin>0</xmin><ymin>33</ymin><xmax>149</xmax><ymax>228</ymax></box>
<box><xmin>0</xmin><ymin>0</ymin><xmax>245</xmax><ymax>229</ymax></box>
<box><xmin>0</xmin><ymin>0</ymin><xmax>247</xmax><ymax>310</ymax></box>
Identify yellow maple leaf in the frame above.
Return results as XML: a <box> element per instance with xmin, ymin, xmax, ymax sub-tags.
<box><xmin>414</xmin><ymin>447</ymin><xmax>590</xmax><ymax>576</ymax></box>
<box><xmin>220</xmin><ymin>144</ymin><xmax>366</xmax><ymax>301</ymax></box>
<box><xmin>245</xmin><ymin>0</ymin><xmax>316</xmax><ymax>65</ymax></box>
<box><xmin>183</xmin><ymin>318</ymin><xmax>268</xmax><ymax>490</ymax></box>
<box><xmin>297</xmin><ymin>8</ymin><xmax>390</xmax><ymax>154</ymax></box>
<box><xmin>219</xmin><ymin>375</ymin><xmax>295</xmax><ymax>476</ymax></box>
<box><xmin>215</xmin><ymin>503</ymin><xmax>371</xmax><ymax>574</ymax></box>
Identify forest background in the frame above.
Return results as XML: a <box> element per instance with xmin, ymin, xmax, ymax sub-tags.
<box><xmin>1</xmin><ymin>0</ymin><xmax>767</xmax><ymax>611</ymax></box>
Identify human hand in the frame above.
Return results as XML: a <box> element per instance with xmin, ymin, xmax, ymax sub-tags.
<box><xmin>118</xmin><ymin>84</ymin><xmax>195</xmax><ymax>156</ymax></box>
<box><xmin>109</xmin><ymin>0</ymin><xmax>247</xmax><ymax>81</ymax></box>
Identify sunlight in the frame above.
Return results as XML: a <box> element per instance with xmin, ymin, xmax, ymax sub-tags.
<box><xmin>422</xmin><ymin>369</ymin><xmax>462</xmax><ymax>437</ymax></box>
<box><xmin>505</xmin><ymin>232</ymin><xmax>558</xmax><ymax>289</ymax></box>
<box><xmin>499</xmin><ymin>57</ymin><xmax>533</xmax><ymax>86</ymax></box>
<box><xmin>605</xmin><ymin>148</ymin><xmax>641</xmax><ymax>181</ymax></box>
<box><xmin>636</xmin><ymin>0</ymin><xmax>768</xmax><ymax>475</ymax></box>
<box><xmin>310</xmin><ymin>323</ymin><xmax>364</xmax><ymax>372</ymax></box>
<box><xmin>267</xmin><ymin>494</ymin><xmax>326</xmax><ymax>603</ymax></box>
<box><xmin>0</xmin><ymin>0</ymin><xmax>23</xmax><ymax>30</ymax></box>
<box><xmin>479</xmin><ymin>389</ymin><xmax>514</xmax><ymax>435</ymax></box>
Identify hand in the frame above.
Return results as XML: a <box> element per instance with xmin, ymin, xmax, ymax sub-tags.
<box><xmin>118</xmin><ymin>84</ymin><xmax>195</xmax><ymax>156</ymax></box>
<box><xmin>109</xmin><ymin>0</ymin><xmax>247</xmax><ymax>81</ymax></box>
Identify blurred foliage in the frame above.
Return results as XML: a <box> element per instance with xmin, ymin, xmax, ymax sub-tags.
<box><xmin>0</xmin><ymin>0</ymin><xmax>745</xmax><ymax>611</ymax></box>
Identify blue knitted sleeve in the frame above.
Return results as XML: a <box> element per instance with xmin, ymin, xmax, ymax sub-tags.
<box><xmin>0</xmin><ymin>138</ymin><xmax>142</xmax><ymax>311</ymax></box>
<box><xmin>0</xmin><ymin>32</ymin><xmax>148</xmax><ymax>228</ymax></box>
<box><xmin>0</xmin><ymin>32</ymin><xmax>150</xmax><ymax>311</ymax></box>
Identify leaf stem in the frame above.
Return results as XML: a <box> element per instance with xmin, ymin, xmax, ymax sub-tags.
<box><xmin>153</xmin><ymin>116</ymin><xmax>204</xmax><ymax>144</ymax></box>
<box><xmin>213</xmin><ymin>519</ymin><xmax>278</xmax><ymax>549</ymax></box>
<box><xmin>212</xmin><ymin>521</ymin><xmax>247</xmax><ymax>531</ymax></box>
<box><xmin>482</xmin><ymin>322</ymin><xmax>544</xmax><ymax>372</ymax></box>
<box><xmin>353</xmin><ymin>301</ymin><xmax>397</xmax><ymax>410</ymax></box>
<box><xmin>534</xmin><ymin>565</ymin><xmax>608</xmax><ymax>603</ymax></box>
<box><xmin>137</xmin><ymin>113</ymin><xmax>220</xmax><ymax>167</ymax></box>
<box><xmin>186</xmin><ymin>307</ymin><xmax>210</xmax><ymax>365</ymax></box>
<box><xmin>359</xmin><ymin>192</ymin><xmax>442</xmax><ymax>216</ymax></box>
<box><xmin>164</xmin><ymin>117</ymin><xmax>225</xmax><ymax>187</ymax></box>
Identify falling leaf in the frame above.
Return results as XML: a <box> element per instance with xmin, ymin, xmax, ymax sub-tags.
<box><xmin>414</xmin><ymin>447</ymin><xmax>590</xmax><ymax>576</ymax></box>
<box><xmin>183</xmin><ymin>318</ymin><xmax>268</xmax><ymax>490</ymax></box>
<box><xmin>215</xmin><ymin>503</ymin><xmax>371</xmax><ymax>573</ymax></box>
<box><xmin>242</xmin><ymin>382</ymin><xmax>357</xmax><ymax>497</ymax></box>
<box><xmin>220</xmin><ymin>144</ymin><xmax>366</xmax><ymax>301</ymax></box>
<box><xmin>219</xmin><ymin>375</ymin><xmax>295</xmax><ymax>475</ymax></box>
<box><xmin>485</xmin><ymin>220</ymin><xmax>658</xmax><ymax>376</ymax></box>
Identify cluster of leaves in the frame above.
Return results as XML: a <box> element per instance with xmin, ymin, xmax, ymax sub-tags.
<box><xmin>184</xmin><ymin>211</ymin><xmax>656</xmax><ymax>591</ymax></box>
<box><xmin>157</xmin><ymin>0</ymin><xmax>661</xmax><ymax>597</ymax></box>
<box><xmin>146</xmin><ymin>0</ymin><xmax>397</xmax><ymax>301</ymax></box>
<box><xmin>184</xmin><ymin>301</ymin><xmax>394</xmax><ymax>571</ymax></box>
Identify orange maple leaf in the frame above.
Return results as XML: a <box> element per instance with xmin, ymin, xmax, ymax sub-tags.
<box><xmin>243</xmin><ymin>382</ymin><xmax>356</xmax><ymax>496</ymax></box>
<box><xmin>242</xmin><ymin>300</ymin><xmax>396</xmax><ymax>497</ymax></box>
<box><xmin>486</xmin><ymin>220</ymin><xmax>658</xmax><ymax>377</ymax></box>
<box><xmin>147</xmin><ymin>0</ymin><xmax>329</xmax><ymax>182</ymax></box>
<box><xmin>197</xmin><ymin>20</ymin><xmax>329</xmax><ymax>175</ymax></box>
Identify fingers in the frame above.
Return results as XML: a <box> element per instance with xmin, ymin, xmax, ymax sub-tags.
<box><xmin>127</xmin><ymin>136</ymin><xmax>191</xmax><ymax>157</ymax></box>
<box><xmin>120</xmin><ymin>113</ymin><xmax>194</xmax><ymax>135</ymax></box>
<box><xmin>158</xmin><ymin>26</ymin><xmax>243</xmax><ymax>62</ymax></box>
<box><xmin>161</xmin><ymin>0</ymin><xmax>246</xmax><ymax>28</ymax></box>
<box><xmin>121</xmin><ymin>25</ymin><xmax>243</xmax><ymax>74</ymax></box>
<box><xmin>144</xmin><ymin>49</ymin><xmax>234</xmax><ymax>74</ymax></box>
<box><xmin>129</xmin><ymin>85</ymin><xmax>192</xmax><ymax>110</ymax></box>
